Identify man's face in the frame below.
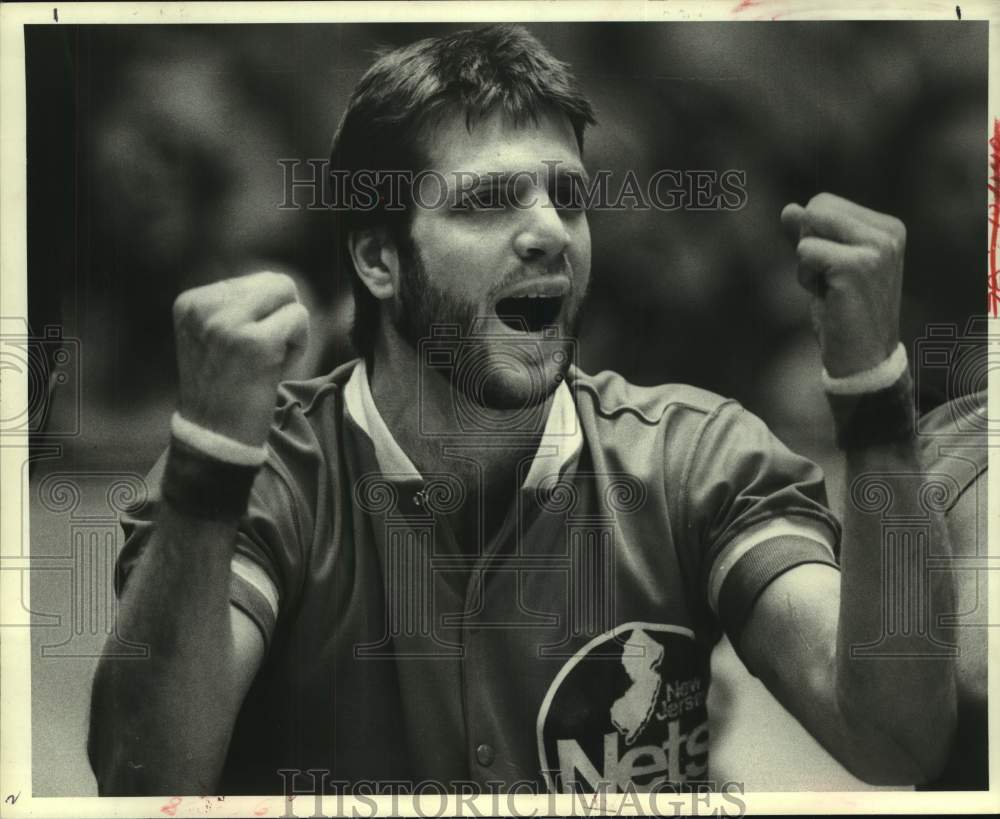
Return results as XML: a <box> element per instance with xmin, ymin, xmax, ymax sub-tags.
<box><xmin>391</xmin><ymin>108</ymin><xmax>592</xmax><ymax>411</ymax></box>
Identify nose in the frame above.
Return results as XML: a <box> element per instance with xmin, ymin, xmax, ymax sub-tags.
<box><xmin>513</xmin><ymin>189</ymin><xmax>571</xmax><ymax>262</ymax></box>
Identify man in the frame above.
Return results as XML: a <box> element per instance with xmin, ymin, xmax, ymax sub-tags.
<box><xmin>88</xmin><ymin>25</ymin><xmax>957</xmax><ymax>795</ymax></box>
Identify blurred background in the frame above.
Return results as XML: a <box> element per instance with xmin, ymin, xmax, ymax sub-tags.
<box><xmin>24</xmin><ymin>21</ymin><xmax>987</xmax><ymax>795</ymax></box>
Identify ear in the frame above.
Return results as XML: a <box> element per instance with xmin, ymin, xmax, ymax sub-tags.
<box><xmin>347</xmin><ymin>227</ymin><xmax>400</xmax><ymax>300</ymax></box>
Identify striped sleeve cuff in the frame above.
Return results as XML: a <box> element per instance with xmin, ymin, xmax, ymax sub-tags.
<box><xmin>708</xmin><ymin>517</ymin><xmax>838</xmax><ymax>646</ymax></box>
<box><xmin>229</xmin><ymin>552</ymin><xmax>280</xmax><ymax>651</ymax></box>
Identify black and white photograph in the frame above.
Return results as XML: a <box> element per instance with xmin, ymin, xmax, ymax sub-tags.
<box><xmin>2</xmin><ymin>2</ymin><xmax>996</xmax><ymax>815</ymax></box>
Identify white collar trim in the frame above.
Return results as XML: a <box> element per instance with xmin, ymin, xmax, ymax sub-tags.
<box><xmin>343</xmin><ymin>359</ymin><xmax>582</xmax><ymax>490</ymax></box>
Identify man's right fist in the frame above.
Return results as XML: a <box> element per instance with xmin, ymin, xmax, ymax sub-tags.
<box><xmin>172</xmin><ymin>272</ymin><xmax>310</xmax><ymax>448</ymax></box>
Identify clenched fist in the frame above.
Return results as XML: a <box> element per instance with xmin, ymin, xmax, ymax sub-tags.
<box><xmin>781</xmin><ymin>193</ymin><xmax>905</xmax><ymax>378</ymax></box>
<box><xmin>172</xmin><ymin>272</ymin><xmax>310</xmax><ymax>447</ymax></box>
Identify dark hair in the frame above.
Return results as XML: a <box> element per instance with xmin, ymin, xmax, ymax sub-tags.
<box><xmin>328</xmin><ymin>24</ymin><xmax>597</xmax><ymax>357</ymax></box>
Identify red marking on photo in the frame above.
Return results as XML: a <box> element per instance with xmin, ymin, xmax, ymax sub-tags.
<box><xmin>989</xmin><ymin>118</ymin><xmax>1000</xmax><ymax>316</ymax></box>
<box><xmin>161</xmin><ymin>796</ymin><xmax>183</xmax><ymax>816</ymax></box>
<box><xmin>732</xmin><ymin>0</ymin><xmax>784</xmax><ymax>21</ymax></box>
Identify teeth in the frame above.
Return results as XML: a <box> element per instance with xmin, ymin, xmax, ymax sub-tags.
<box><xmin>503</xmin><ymin>291</ymin><xmax>561</xmax><ymax>300</ymax></box>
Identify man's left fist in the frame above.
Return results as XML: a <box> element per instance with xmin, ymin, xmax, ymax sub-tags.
<box><xmin>781</xmin><ymin>193</ymin><xmax>905</xmax><ymax>378</ymax></box>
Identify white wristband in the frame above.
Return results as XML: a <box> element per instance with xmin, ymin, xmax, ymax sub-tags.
<box><xmin>821</xmin><ymin>342</ymin><xmax>908</xmax><ymax>396</ymax></box>
<box><xmin>170</xmin><ymin>412</ymin><xmax>268</xmax><ymax>467</ymax></box>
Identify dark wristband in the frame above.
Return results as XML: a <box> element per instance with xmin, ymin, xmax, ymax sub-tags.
<box><xmin>826</xmin><ymin>368</ymin><xmax>916</xmax><ymax>450</ymax></box>
<box><xmin>160</xmin><ymin>436</ymin><xmax>260</xmax><ymax>521</ymax></box>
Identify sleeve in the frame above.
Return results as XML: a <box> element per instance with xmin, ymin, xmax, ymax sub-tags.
<box><xmin>116</xmin><ymin>429</ymin><xmax>311</xmax><ymax>654</ymax></box>
<box><xmin>681</xmin><ymin>400</ymin><xmax>842</xmax><ymax>649</ymax></box>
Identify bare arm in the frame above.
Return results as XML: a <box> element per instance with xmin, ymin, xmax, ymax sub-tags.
<box><xmin>740</xmin><ymin>442</ymin><xmax>954</xmax><ymax>784</ymax></box>
<box><xmin>87</xmin><ymin>272</ymin><xmax>309</xmax><ymax>794</ymax></box>
<box><xmin>736</xmin><ymin>193</ymin><xmax>956</xmax><ymax>785</ymax></box>
<box><xmin>88</xmin><ymin>512</ymin><xmax>265</xmax><ymax>794</ymax></box>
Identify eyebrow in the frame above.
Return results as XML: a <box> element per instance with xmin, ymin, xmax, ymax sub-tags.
<box><xmin>456</xmin><ymin>165</ymin><xmax>592</xmax><ymax>192</ymax></box>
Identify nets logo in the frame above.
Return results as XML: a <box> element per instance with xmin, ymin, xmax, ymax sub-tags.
<box><xmin>537</xmin><ymin>622</ymin><xmax>709</xmax><ymax>793</ymax></box>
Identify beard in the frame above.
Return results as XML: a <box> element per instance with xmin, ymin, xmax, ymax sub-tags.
<box><xmin>390</xmin><ymin>238</ymin><xmax>583</xmax><ymax>416</ymax></box>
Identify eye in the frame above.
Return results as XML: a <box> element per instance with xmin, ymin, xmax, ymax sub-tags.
<box><xmin>453</xmin><ymin>185</ymin><xmax>510</xmax><ymax>212</ymax></box>
<box><xmin>451</xmin><ymin>196</ymin><xmax>477</xmax><ymax>212</ymax></box>
<box><xmin>551</xmin><ymin>178</ymin><xmax>587</xmax><ymax>213</ymax></box>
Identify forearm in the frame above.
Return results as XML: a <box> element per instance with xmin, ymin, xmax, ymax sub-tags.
<box><xmin>770</xmin><ymin>193</ymin><xmax>958</xmax><ymax>783</ymax></box>
<box><xmin>88</xmin><ymin>272</ymin><xmax>305</xmax><ymax>794</ymax></box>
<box><xmin>836</xmin><ymin>438</ymin><xmax>956</xmax><ymax>779</ymax></box>
<box><xmin>88</xmin><ymin>505</ymin><xmax>242</xmax><ymax>795</ymax></box>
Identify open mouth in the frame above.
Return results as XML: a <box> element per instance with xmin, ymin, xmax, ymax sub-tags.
<box><xmin>495</xmin><ymin>296</ymin><xmax>563</xmax><ymax>333</ymax></box>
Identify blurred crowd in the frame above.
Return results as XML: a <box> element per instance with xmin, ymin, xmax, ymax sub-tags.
<box><xmin>26</xmin><ymin>22</ymin><xmax>987</xmax><ymax>473</ymax></box>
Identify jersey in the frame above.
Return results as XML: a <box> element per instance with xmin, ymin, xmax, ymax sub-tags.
<box><xmin>116</xmin><ymin>360</ymin><xmax>841</xmax><ymax>794</ymax></box>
